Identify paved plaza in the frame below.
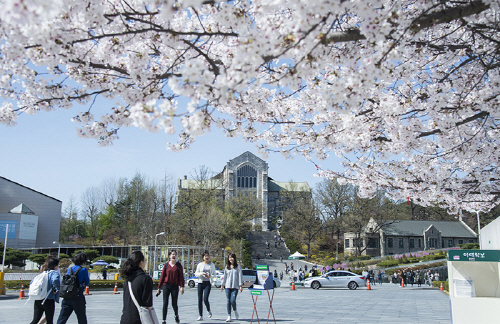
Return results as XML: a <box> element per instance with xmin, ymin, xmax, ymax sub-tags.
<box><xmin>0</xmin><ymin>280</ymin><xmax>450</xmax><ymax>324</ymax></box>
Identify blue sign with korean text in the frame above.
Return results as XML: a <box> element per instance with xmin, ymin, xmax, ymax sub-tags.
<box><xmin>0</xmin><ymin>221</ymin><xmax>17</xmax><ymax>239</ymax></box>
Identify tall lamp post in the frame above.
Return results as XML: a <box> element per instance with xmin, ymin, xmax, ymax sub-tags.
<box><xmin>476</xmin><ymin>211</ymin><xmax>482</xmax><ymax>248</ymax></box>
<box><xmin>75</xmin><ymin>224</ymin><xmax>82</xmax><ymax>236</ymax></box>
<box><xmin>153</xmin><ymin>232</ymin><xmax>165</xmax><ymax>278</ymax></box>
<box><xmin>53</xmin><ymin>241</ymin><xmax>61</xmax><ymax>258</ymax></box>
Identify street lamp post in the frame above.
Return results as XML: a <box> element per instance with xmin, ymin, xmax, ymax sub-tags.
<box><xmin>53</xmin><ymin>241</ymin><xmax>61</xmax><ymax>258</ymax></box>
<box><xmin>153</xmin><ymin>232</ymin><xmax>165</xmax><ymax>279</ymax></box>
<box><xmin>476</xmin><ymin>211</ymin><xmax>482</xmax><ymax>248</ymax></box>
<box><xmin>75</xmin><ymin>224</ymin><xmax>82</xmax><ymax>236</ymax></box>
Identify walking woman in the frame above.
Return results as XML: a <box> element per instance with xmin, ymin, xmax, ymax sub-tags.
<box><xmin>120</xmin><ymin>251</ymin><xmax>154</xmax><ymax>324</ymax></box>
<box><xmin>157</xmin><ymin>250</ymin><xmax>185</xmax><ymax>324</ymax></box>
<box><xmin>220</xmin><ymin>253</ymin><xmax>243</xmax><ymax>323</ymax></box>
<box><xmin>195</xmin><ymin>251</ymin><xmax>216</xmax><ymax>321</ymax></box>
<box><xmin>30</xmin><ymin>257</ymin><xmax>61</xmax><ymax>324</ymax></box>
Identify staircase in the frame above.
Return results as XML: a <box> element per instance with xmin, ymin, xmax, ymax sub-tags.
<box><xmin>246</xmin><ymin>231</ymin><xmax>290</xmax><ymax>262</ymax></box>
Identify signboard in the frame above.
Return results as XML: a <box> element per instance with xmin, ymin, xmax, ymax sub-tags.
<box><xmin>0</xmin><ymin>221</ymin><xmax>17</xmax><ymax>239</ymax></box>
<box><xmin>250</xmin><ymin>290</ymin><xmax>263</xmax><ymax>296</ymax></box>
<box><xmin>19</xmin><ymin>214</ymin><xmax>38</xmax><ymax>240</ymax></box>
<box><xmin>447</xmin><ymin>249</ymin><xmax>500</xmax><ymax>262</ymax></box>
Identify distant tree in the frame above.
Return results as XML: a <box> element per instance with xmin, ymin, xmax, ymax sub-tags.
<box><xmin>28</xmin><ymin>254</ymin><xmax>48</xmax><ymax>268</ymax></box>
<box><xmin>315</xmin><ymin>179</ymin><xmax>355</xmax><ymax>243</ymax></box>
<box><xmin>0</xmin><ymin>243</ymin><xmax>31</xmax><ymax>268</ymax></box>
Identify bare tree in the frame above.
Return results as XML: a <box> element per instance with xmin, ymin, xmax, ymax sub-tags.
<box><xmin>81</xmin><ymin>187</ymin><xmax>104</xmax><ymax>245</ymax></box>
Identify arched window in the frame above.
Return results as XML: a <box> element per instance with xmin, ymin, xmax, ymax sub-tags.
<box><xmin>237</xmin><ymin>165</ymin><xmax>257</xmax><ymax>188</ymax></box>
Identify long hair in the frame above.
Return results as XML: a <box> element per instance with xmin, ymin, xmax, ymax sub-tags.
<box><xmin>120</xmin><ymin>251</ymin><xmax>145</xmax><ymax>278</ymax></box>
<box><xmin>41</xmin><ymin>252</ymin><xmax>58</xmax><ymax>272</ymax></box>
<box><xmin>225</xmin><ymin>253</ymin><xmax>238</xmax><ymax>270</ymax></box>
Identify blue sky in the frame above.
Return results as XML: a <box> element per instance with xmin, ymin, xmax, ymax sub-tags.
<box><xmin>1</xmin><ymin>104</ymin><xmax>342</xmax><ymax>212</ymax></box>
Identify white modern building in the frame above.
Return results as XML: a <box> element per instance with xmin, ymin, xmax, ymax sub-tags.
<box><xmin>0</xmin><ymin>176</ymin><xmax>62</xmax><ymax>248</ymax></box>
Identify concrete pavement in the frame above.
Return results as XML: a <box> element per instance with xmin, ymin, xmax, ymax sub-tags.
<box><xmin>1</xmin><ymin>278</ymin><xmax>450</xmax><ymax>324</ymax></box>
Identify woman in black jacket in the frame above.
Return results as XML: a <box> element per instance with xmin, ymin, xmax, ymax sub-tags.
<box><xmin>120</xmin><ymin>251</ymin><xmax>154</xmax><ymax>324</ymax></box>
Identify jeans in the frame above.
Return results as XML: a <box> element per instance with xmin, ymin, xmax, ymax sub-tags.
<box><xmin>162</xmin><ymin>283</ymin><xmax>179</xmax><ymax>320</ymax></box>
<box><xmin>225</xmin><ymin>288</ymin><xmax>238</xmax><ymax>315</ymax></box>
<box><xmin>56</xmin><ymin>295</ymin><xmax>87</xmax><ymax>324</ymax></box>
<box><xmin>197</xmin><ymin>281</ymin><xmax>212</xmax><ymax>316</ymax></box>
<box><xmin>31</xmin><ymin>299</ymin><xmax>56</xmax><ymax>324</ymax></box>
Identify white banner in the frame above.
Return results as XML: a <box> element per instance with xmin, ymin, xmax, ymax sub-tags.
<box><xmin>19</xmin><ymin>214</ymin><xmax>38</xmax><ymax>240</ymax></box>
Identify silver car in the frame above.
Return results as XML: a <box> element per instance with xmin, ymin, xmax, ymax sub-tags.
<box><xmin>304</xmin><ymin>270</ymin><xmax>366</xmax><ymax>290</ymax></box>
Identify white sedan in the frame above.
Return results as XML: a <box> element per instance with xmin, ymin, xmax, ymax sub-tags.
<box><xmin>304</xmin><ymin>270</ymin><xmax>366</xmax><ymax>290</ymax></box>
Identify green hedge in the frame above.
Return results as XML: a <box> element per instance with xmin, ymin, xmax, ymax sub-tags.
<box><xmin>433</xmin><ymin>280</ymin><xmax>448</xmax><ymax>291</ymax></box>
<box><xmin>378</xmin><ymin>259</ymin><xmax>400</xmax><ymax>267</ymax></box>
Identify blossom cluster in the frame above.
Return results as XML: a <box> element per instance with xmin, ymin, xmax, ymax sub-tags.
<box><xmin>0</xmin><ymin>0</ymin><xmax>499</xmax><ymax>212</ymax></box>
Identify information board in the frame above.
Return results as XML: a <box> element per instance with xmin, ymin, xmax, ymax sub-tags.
<box><xmin>0</xmin><ymin>221</ymin><xmax>17</xmax><ymax>239</ymax></box>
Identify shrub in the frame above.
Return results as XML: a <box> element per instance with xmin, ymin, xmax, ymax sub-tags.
<box><xmin>379</xmin><ymin>260</ymin><xmax>400</xmax><ymax>267</ymax></box>
<box><xmin>459</xmin><ymin>243</ymin><xmax>480</xmax><ymax>250</ymax></box>
<box><xmin>433</xmin><ymin>280</ymin><xmax>449</xmax><ymax>291</ymax></box>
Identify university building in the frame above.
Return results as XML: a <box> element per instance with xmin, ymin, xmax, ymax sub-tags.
<box><xmin>176</xmin><ymin>151</ymin><xmax>311</xmax><ymax>231</ymax></box>
<box><xmin>344</xmin><ymin>218</ymin><xmax>478</xmax><ymax>257</ymax></box>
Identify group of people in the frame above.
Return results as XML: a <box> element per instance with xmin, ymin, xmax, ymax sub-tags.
<box><xmin>391</xmin><ymin>269</ymin><xmax>440</xmax><ymax>287</ymax></box>
<box><xmin>31</xmin><ymin>249</ymin><xmax>245</xmax><ymax>324</ymax></box>
<box><xmin>29</xmin><ymin>251</ymin><xmax>91</xmax><ymax>324</ymax></box>
<box><xmin>123</xmin><ymin>250</ymin><xmax>243</xmax><ymax>323</ymax></box>
<box><xmin>362</xmin><ymin>269</ymin><xmax>384</xmax><ymax>285</ymax></box>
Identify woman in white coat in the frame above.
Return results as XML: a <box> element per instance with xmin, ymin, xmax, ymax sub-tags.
<box><xmin>220</xmin><ymin>253</ymin><xmax>243</xmax><ymax>322</ymax></box>
<box><xmin>195</xmin><ymin>251</ymin><xmax>216</xmax><ymax>321</ymax></box>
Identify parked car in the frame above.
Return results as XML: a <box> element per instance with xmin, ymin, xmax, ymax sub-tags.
<box><xmin>304</xmin><ymin>270</ymin><xmax>366</xmax><ymax>290</ymax></box>
<box><xmin>212</xmin><ymin>271</ymin><xmax>224</xmax><ymax>288</ymax></box>
<box><xmin>241</xmin><ymin>269</ymin><xmax>281</xmax><ymax>288</ymax></box>
<box><xmin>187</xmin><ymin>276</ymin><xmax>198</xmax><ymax>288</ymax></box>
<box><xmin>189</xmin><ymin>271</ymin><xmax>225</xmax><ymax>288</ymax></box>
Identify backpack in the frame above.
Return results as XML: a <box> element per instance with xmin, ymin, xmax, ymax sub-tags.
<box><xmin>60</xmin><ymin>266</ymin><xmax>83</xmax><ymax>299</ymax></box>
<box><xmin>27</xmin><ymin>270</ymin><xmax>53</xmax><ymax>303</ymax></box>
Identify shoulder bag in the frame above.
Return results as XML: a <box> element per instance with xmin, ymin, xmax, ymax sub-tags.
<box><xmin>128</xmin><ymin>281</ymin><xmax>159</xmax><ymax>324</ymax></box>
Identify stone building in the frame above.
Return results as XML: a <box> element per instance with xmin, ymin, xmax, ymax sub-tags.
<box><xmin>0</xmin><ymin>176</ymin><xmax>62</xmax><ymax>249</ymax></box>
<box><xmin>176</xmin><ymin>151</ymin><xmax>311</xmax><ymax>231</ymax></box>
<box><xmin>344</xmin><ymin>218</ymin><xmax>477</xmax><ymax>257</ymax></box>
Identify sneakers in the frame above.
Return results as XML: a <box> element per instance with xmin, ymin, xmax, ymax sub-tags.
<box><xmin>226</xmin><ymin>315</ymin><xmax>231</xmax><ymax>322</ymax></box>
<box><xmin>234</xmin><ymin>310</ymin><xmax>239</xmax><ymax>319</ymax></box>
<box><xmin>208</xmin><ymin>311</ymin><xmax>212</xmax><ymax>318</ymax></box>
<box><xmin>197</xmin><ymin>316</ymin><xmax>203</xmax><ymax>321</ymax></box>
<box><xmin>175</xmin><ymin>315</ymin><xmax>180</xmax><ymax>323</ymax></box>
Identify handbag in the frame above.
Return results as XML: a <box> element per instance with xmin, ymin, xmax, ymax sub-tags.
<box><xmin>128</xmin><ymin>281</ymin><xmax>159</xmax><ymax>324</ymax></box>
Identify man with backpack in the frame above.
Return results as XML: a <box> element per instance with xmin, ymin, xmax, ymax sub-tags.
<box><xmin>57</xmin><ymin>251</ymin><xmax>90</xmax><ymax>324</ymax></box>
<box><xmin>29</xmin><ymin>257</ymin><xmax>61</xmax><ymax>324</ymax></box>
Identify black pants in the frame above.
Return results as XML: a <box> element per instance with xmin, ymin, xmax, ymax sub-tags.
<box><xmin>31</xmin><ymin>299</ymin><xmax>56</xmax><ymax>324</ymax></box>
<box><xmin>56</xmin><ymin>295</ymin><xmax>87</xmax><ymax>324</ymax></box>
<box><xmin>162</xmin><ymin>283</ymin><xmax>179</xmax><ymax>320</ymax></box>
<box><xmin>197</xmin><ymin>281</ymin><xmax>212</xmax><ymax>316</ymax></box>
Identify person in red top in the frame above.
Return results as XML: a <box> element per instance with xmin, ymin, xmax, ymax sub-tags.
<box><xmin>157</xmin><ymin>250</ymin><xmax>184</xmax><ymax>324</ymax></box>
